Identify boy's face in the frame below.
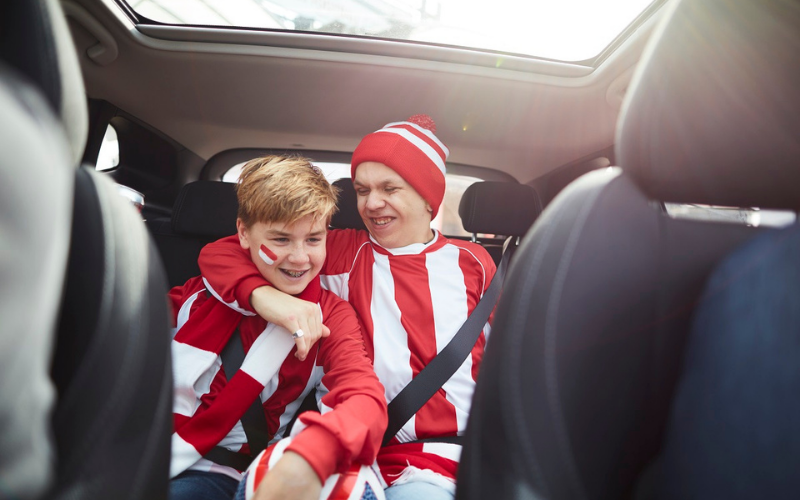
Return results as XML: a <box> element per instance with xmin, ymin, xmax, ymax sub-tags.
<box><xmin>353</xmin><ymin>161</ymin><xmax>434</xmax><ymax>249</ymax></box>
<box><xmin>237</xmin><ymin>214</ymin><xmax>327</xmax><ymax>296</ymax></box>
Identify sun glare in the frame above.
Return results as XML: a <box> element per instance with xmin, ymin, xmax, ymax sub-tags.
<box><xmin>418</xmin><ymin>0</ymin><xmax>655</xmax><ymax>61</ymax></box>
<box><xmin>129</xmin><ymin>0</ymin><xmax>655</xmax><ymax>62</ymax></box>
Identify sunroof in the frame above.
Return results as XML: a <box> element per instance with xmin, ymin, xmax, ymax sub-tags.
<box><xmin>127</xmin><ymin>0</ymin><xmax>656</xmax><ymax>62</ymax></box>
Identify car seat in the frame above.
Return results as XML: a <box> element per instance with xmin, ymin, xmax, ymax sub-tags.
<box><xmin>456</xmin><ymin>0</ymin><xmax>800</xmax><ymax>499</ymax></box>
<box><xmin>458</xmin><ymin>181</ymin><xmax>542</xmax><ymax>264</ymax></box>
<box><xmin>0</xmin><ymin>0</ymin><xmax>172</xmax><ymax>498</ymax></box>
<box><xmin>331</xmin><ymin>178</ymin><xmax>368</xmax><ymax>230</ymax></box>
<box><xmin>148</xmin><ymin>180</ymin><xmax>239</xmax><ymax>288</ymax></box>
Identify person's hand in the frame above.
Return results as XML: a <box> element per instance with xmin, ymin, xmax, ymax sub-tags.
<box><xmin>250</xmin><ymin>286</ymin><xmax>330</xmax><ymax>361</ymax></box>
<box><xmin>250</xmin><ymin>451</ymin><xmax>323</xmax><ymax>500</ymax></box>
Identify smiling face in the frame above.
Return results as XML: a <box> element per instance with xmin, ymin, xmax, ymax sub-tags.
<box><xmin>237</xmin><ymin>215</ymin><xmax>327</xmax><ymax>295</ymax></box>
<box><xmin>353</xmin><ymin>161</ymin><xmax>434</xmax><ymax>249</ymax></box>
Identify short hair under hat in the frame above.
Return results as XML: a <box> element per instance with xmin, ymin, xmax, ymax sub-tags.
<box><xmin>351</xmin><ymin>114</ymin><xmax>449</xmax><ymax>218</ymax></box>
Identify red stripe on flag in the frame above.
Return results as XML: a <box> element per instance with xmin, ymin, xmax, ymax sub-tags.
<box><xmin>259</xmin><ymin>244</ymin><xmax>277</xmax><ymax>265</ymax></box>
<box><xmin>252</xmin><ymin>446</ymin><xmax>276</xmax><ymax>490</ymax></box>
<box><xmin>329</xmin><ymin>464</ymin><xmax>362</xmax><ymax>500</ymax></box>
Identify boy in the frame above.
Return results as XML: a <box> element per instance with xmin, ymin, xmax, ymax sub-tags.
<box><xmin>198</xmin><ymin>116</ymin><xmax>496</xmax><ymax>499</ymax></box>
<box><xmin>168</xmin><ymin>156</ymin><xmax>387</xmax><ymax>500</ymax></box>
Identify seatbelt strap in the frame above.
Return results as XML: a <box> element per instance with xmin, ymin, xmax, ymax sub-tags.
<box><xmin>382</xmin><ymin>243</ymin><xmax>515</xmax><ymax>446</ymax></box>
<box><xmin>202</xmin><ymin>291</ymin><xmax>271</xmax><ymax>470</ymax></box>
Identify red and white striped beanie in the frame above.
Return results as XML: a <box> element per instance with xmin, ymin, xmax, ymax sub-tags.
<box><xmin>351</xmin><ymin>114</ymin><xmax>449</xmax><ymax>218</ymax></box>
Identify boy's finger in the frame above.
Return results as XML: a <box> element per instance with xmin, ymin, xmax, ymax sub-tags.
<box><xmin>294</xmin><ymin>339</ymin><xmax>308</xmax><ymax>361</ymax></box>
<box><xmin>304</xmin><ymin>317</ymin><xmax>323</xmax><ymax>345</ymax></box>
<box><xmin>310</xmin><ymin>313</ymin><xmax>322</xmax><ymax>340</ymax></box>
<box><xmin>292</xmin><ymin>327</ymin><xmax>309</xmax><ymax>361</ymax></box>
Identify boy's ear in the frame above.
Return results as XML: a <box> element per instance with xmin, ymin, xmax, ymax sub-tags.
<box><xmin>236</xmin><ymin>219</ymin><xmax>250</xmax><ymax>250</ymax></box>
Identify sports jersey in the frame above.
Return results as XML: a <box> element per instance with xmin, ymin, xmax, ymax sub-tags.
<box><xmin>169</xmin><ymin>272</ymin><xmax>386</xmax><ymax>484</ymax></box>
<box><xmin>199</xmin><ymin>228</ymin><xmax>496</xmax><ymax>489</ymax></box>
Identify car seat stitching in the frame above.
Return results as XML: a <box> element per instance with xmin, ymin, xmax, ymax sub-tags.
<box><xmin>504</xmin><ymin>202</ymin><xmax>560</xmax><ymax>494</ymax></box>
<box><xmin>543</xmin><ymin>177</ymin><xmax>610</xmax><ymax>500</ymax></box>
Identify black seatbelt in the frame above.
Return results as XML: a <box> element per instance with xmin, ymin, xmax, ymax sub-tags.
<box><xmin>203</xmin><ymin>292</ymin><xmax>271</xmax><ymax>470</ymax></box>
<box><xmin>382</xmin><ymin>243</ymin><xmax>515</xmax><ymax>446</ymax></box>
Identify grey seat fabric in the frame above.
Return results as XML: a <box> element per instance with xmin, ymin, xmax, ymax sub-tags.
<box><xmin>1</xmin><ymin>0</ymin><xmax>172</xmax><ymax>498</ymax></box>
<box><xmin>0</xmin><ymin>0</ymin><xmax>83</xmax><ymax>496</ymax></box>
<box><xmin>456</xmin><ymin>1</ymin><xmax>800</xmax><ymax>499</ymax></box>
<box><xmin>0</xmin><ymin>60</ymin><xmax>74</xmax><ymax>500</ymax></box>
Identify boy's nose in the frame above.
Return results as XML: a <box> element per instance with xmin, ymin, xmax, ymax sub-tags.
<box><xmin>286</xmin><ymin>244</ymin><xmax>310</xmax><ymax>264</ymax></box>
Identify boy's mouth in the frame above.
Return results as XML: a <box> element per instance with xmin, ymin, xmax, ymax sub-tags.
<box><xmin>280</xmin><ymin>269</ymin><xmax>308</xmax><ymax>279</ymax></box>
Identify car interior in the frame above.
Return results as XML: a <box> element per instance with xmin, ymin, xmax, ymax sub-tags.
<box><xmin>1</xmin><ymin>0</ymin><xmax>798</xmax><ymax>498</ymax></box>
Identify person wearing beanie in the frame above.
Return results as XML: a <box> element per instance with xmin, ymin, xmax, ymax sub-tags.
<box><xmin>199</xmin><ymin>115</ymin><xmax>496</xmax><ymax>500</ymax></box>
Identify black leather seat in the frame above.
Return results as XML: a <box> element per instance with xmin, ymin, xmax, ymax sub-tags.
<box><xmin>458</xmin><ymin>181</ymin><xmax>542</xmax><ymax>264</ymax></box>
<box><xmin>331</xmin><ymin>177</ymin><xmax>368</xmax><ymax>230</ymax></box>
<box><xmin>1</xmin><ymin>0</ymin><xmax>172</xmax><ymax>498</ymax></box>
<box><xmin>148</xmin><ymin>180</ymin><xmax>239</xmax><ymax>288</ymax></box>
<box><xmin>456</xmin><ymin>0</ymin><xmax>800</xmax><ymax>499</ymax></box>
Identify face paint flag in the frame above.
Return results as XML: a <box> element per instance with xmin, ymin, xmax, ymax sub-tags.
<box><xmin>259</xmin><ymin>244</ymin><xmax>277</xmax><ymax>265</ymax></box>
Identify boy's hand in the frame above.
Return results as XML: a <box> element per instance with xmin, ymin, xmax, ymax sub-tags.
<box><xmin>251</xmin><ymin>451</ymin><xmax>322</xmax><ymax>500</ymax></box>
<box><xmin>250</xmin><ymin>286</ymin><xmax>330</xmax><ymax>361</ymax></box>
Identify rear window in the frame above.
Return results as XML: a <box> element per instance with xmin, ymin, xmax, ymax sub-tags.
<box><xmin>223</xmin><ymin>161</ymin><xmax>481</xmax><ymax>236</ymax></box>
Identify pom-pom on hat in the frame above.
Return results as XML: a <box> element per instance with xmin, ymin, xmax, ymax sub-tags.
<box><xmin>351</xmin><ymin>114</ymin><xmax>449</xmax><ymax>218</ymax></box>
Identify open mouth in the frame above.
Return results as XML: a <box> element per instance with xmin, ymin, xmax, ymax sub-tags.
<box><xmin>280</xmin><ymin>269</ymin><xmax>308</xmax><ymax>279</ymax></box>
<box><xmin>371</xmin><ymin>217</ymin><xmax>393</xmax><ymax>226</ymax></box>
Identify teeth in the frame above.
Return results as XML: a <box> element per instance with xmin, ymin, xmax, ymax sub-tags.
<box><xmin>373</xmin><ymin>217</ymin><xmax>392</xmax><ymax>226</ymax></box>
<box><xmin>282</xmin><ymin>270</ymin><xmax>306</xmax><ymax>278</ymax></box>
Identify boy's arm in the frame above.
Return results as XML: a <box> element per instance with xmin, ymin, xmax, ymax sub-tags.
<box><xmin>285</xmin><ymin>298</ymin><xmax>387</xmax><ymax>482</ymax></box>
<box><xmin>198</xmin><ymin>235</ymin><xmax>329</xmax><ymax>360</ymax></box>
<box><xmin>198</xmin><ymin>235</ymin><xmax>271</xmax><ymax>315</ymax></box>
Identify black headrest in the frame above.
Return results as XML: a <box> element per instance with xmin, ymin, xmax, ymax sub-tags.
<box><xmin>459</xmin><ymin>182</ymin><xmax>542</xmax><ymax>237</ymax></box>
<box><xmin>172</xmin><ymin>181</ymin><xmax>238</xmax><ymax>238</ymax></box>
<box><xmin>617</xmin><ymin>0</ymin><xmax>800</xmax><ymax>210</ymax></box>
<box><xmin>331</xmin><ymin>178</ymin><xmax>367</xmax><ymax>230</ymax></box>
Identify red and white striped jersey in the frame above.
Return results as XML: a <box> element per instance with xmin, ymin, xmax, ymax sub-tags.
<box><xmin>169</xmin><ymin>274</ymin><xmax>386</xmax><ymax>483</ymax></box>
<box><xmin>199</xmin><ymin>229</ymin><xmax>496</xmax><ymax>486</ymax></box>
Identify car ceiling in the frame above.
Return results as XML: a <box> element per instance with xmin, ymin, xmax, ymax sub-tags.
<box><xmin>64</xmin><ymin>0</ymin><xmax>662</xmax><ymax>184</ymax></box>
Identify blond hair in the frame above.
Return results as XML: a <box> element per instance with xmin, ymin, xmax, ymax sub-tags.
<box><xmin>235</xmin><ymin>155</ymin><xmax>339</xmax><ymax>228</ymax></box>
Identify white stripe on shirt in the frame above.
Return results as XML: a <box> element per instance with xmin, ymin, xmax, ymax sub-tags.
<box><xmin>427</xmin><ymin>246</ymin><xmax>474</xmax><ymax>433</ymax></box>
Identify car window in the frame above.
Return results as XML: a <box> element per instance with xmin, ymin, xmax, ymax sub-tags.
<box><xmin>96</xmin><ymin>124</ymin><xmax>120</xmax><ymax>171</ymax></box>
<box><xmin>223</xmin><ymin>160</ymin><xmax>482</xmax><ymax>236</ymax></box>
<box><xmin>664</xmin><ymin>203</ymin><xmax>796</xmax><ymax>228</ymax></box>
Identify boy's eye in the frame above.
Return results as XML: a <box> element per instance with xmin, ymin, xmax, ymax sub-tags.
<box><xmin>308</xmin><ymin>238</ymin><xmax>322</xmax><ymax>244</ymax></box>
<box><xmin>272</xmin><ymin>238</ymin><xmax>289</xmax><ymax>243</ymax></box>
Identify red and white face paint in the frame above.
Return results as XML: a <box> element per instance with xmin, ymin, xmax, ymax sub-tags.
<box><xmin>259</xmin><ymin>244</ymin><xmax>278</xmax><ymax>265</ymax></box>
